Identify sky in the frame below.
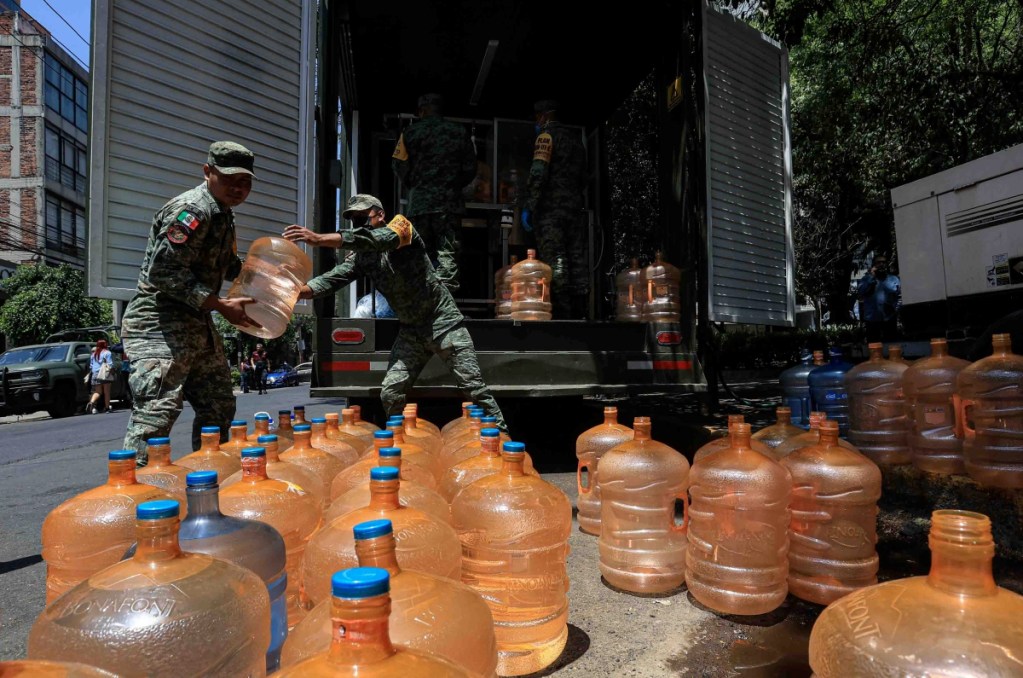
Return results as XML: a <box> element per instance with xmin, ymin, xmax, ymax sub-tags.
<box><xmin>20</xmin><ymin>0</ymin><xmax>90</xmax><ymax>69</ymax></box>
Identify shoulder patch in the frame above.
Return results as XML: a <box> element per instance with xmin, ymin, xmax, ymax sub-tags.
<box><xmin>176</xmin><ymin>209</ymin><xmax>203</xmax><ymax>231</ymax></box>
<box><xmin>392</xmin><ymin>134</ymin><xmax>409</xmax><ymax>162</ymax></box>
<box><xmin>533</xmin><ymin>133</ymin><xmax>553</xmax><ymax>163</ymax></box>
<box><xmin>387</xmin><ymin>214</ymin><xmax>415</xmax><ymax>248</ymax></box>
<box><xmin>167</xmin><ymin>223</ymin><xmax>190</xmax><ymax>244</ymax></box>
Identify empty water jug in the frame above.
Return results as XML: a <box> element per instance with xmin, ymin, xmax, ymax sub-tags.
<box><xmin>177</xmin><ymin>425</ymin><xmax>242</xmax><ymax>479</ymax></box>
<box><xmin>808</xmin><ymin>347</ymin><xmax>853</xmax><ymax>434</ymax></box>
<box><xmin>903</xmin><ymin>338</ymin><xmax>970</xmax><ymax>475</ymax></box>
<box><xmin>693</xmin><ymin>414</ymin><xmax>773</xmax><ymax>462</ymax></box>
<box><xmin>752</xmin><ymin>407</ymin><xmax>805</xmax><ymax>450</ymax></box>
<box><xmin>781</xmin><ymin>421</ymin><xmax>881</xmax><ymax>605</ymax></box>
<box><xmin>687</xmin><ymin>423</ymin><xmax>791</xmax><ymax>615</ymax></box>
<box><xmin>615</xmin><ymin>258</ymin><xmax>645</xmax><ymax>322</ymax></box>
<box><xmin>576</xmin><ymin>407</ymin><xmax>634</xmax><ymax>535</ymax></box>
<box><xmin>808</xmin><ymin>510</ymin><xmax>1023</xmax><ymax>677</ymax></box>
<box><xmin>642</xmin><ymin>251</ymin><xmax>681</xmax><ymax>322</ymax></box>
<box><xmin>331</xmin><ymin>436</ymin><xmax>438</xmax><ymax>500</ymax></box>
<box><xmin>226</xmin><ymin>236</ymin><xmax>313</xmax><ymax>339</ymax></box>
<box><xmin>282</xmin><ymin>520</ymin><xmax>497</xmax><ymax>676</ymax></box>
<box><xmin>509</xmin><ymin>249</ymin><xmax>552</xmax><ymax>321</ymax></box>
<box><xmin>779</xmin><ymin>350</ymin><xmax>818</xmax><ymax>428</ymax></box>
<box><xmin>223</xmin><ymin>434</ymin><xmax>326</xmax><ymax>508</ymax></box>
<box><xmin>598</xmin><ymin>417</ymin><xmax>689</xmax><ymax>594</ymax></box>
<box><xmin>276</xmin><ymin>568</ymin><xmax>469</xmax><ymax>677</ymax></box>
<box><xmin>280</xmin><ymin>423</ymin><xmax>346</xmax><ymax>500</ymax></box>
<box><xmin>327</xmin><ymin>448</ymin><xmax>451</xmax><ymax>525</ymax></box>
<box><xmin>846</xmin><ymin>342</ymin><xmax>910</xmax><ymax>465</ymax></box>
<box><xmin>451</xmin><ymin>442</ymin><xmax>571</xmax><ymax>676</ymax></box>
<box><xmin>29</xmin><ymin>500</ymin><xmax>270</xmax><ymax>677</ymax></box>
<box><xmin>956</xmin><ymin>333</ymin><xmax>1023</xmax><ymax>488</ymax></box>
<box><xmin>309</xmin><ymin>416</ymin><xmax>360</xmax><ymax>467</ymax></box>
<box><xmin>41</xmin><ymin>450</ymin><xmax>173</xmax><ymax>603</ymax></box>
<box><xmin>135</xmin><ymin>437</ymin><xmax>190</xmax><ymax>506</ymax></box>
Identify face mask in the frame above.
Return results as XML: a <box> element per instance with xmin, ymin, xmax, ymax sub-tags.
<box><xmin>350</xmin><ymin>214</ymin><xmax>371</xmax><ymax>228</ymax></box>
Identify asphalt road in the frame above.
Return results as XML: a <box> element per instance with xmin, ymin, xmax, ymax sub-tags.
<box><xmin>0</xmin><ymin>384</ymin><xmax>822</xmax><ymax>676</ymax></box>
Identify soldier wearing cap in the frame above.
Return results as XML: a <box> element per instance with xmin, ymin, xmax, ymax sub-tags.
<box><xmin>283</xmin><ymin>195</ymin><xmax>507</xmax><ymax>431</ymax></box>
<box><xmin>522</xmin><ymin>99</ymin><xmax>589</xmax><ymax>318</ymax></box>
<box><xmin>120</xmin><ymin>141</ymin><xmax>264</xmax><ymax>464</ymax></box>
<box><xmin>391</xmin><ymin>93</ymin><xmax>476</xmax><ymax>294</ymax></box>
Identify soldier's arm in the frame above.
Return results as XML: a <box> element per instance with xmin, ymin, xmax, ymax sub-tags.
<box><xmin>392</xmin><ymin>132</ymin><xmax>410</xmax><ymax>183</ymax></box>
<box><xmin>143</xmin><ymin>205</ymin><xmax>220</xmax><ymax>310</ymax></box>
<box><xmin>306</xmin><ymin>252</ymin><xmax>361</xmax><ymax>298</ymax></box>
<box><xmin>339</xmin><ymin>220</ymin><xmax>414</xmax><ymax>253</ymax></box>
<box><xmin>524</xmin><ymin>133</ymin><xmax>553</xmax><ymax>211</ymax></box>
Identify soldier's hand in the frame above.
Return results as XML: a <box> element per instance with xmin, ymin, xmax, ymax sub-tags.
<box><xmin>298</xmin><ymin>285</ymin><xmax>314</xmax><ymax>300</ymax></box>
<box><xmin>218</xmin><ymin>296</ymin><xmax>262</xmax><ymax>329</ymax></box>
<box><xmin>520</xmin><ymin>209</ymin><xmax>533</xmax><ymax>232</ymax></box>
<box><xmin>283</xmin><ymin>224</ymin><xmax>322</xmax><ymax>245</ymax></box>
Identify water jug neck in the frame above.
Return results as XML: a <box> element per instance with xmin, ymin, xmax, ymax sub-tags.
<box><xmin>808</xmin><ymin>412</ymin><xmax>824</xmax><ymax>431</ymax></box>
<box><xmin>133</xmin><ymin>515</ymin><xmax>182</xmax><ymax>562</ymax></box>
<box><xmin>526</xmin><ymin>249</ymin><xmax>537</xmax><ymax>261</ymax></box>
<box><xmin>889</xmin><ymin>345</ymin><xmax>904</xmax><ymax>361</ymax></box>
<box><xmin>369</xmin><ymin>479</ymin><xmax>401</xmax><ymax>509</ymax></box>
<box><xmin>262</xmin><ymin>440</ymin><xmax>280</xmax><ymax>462</ymax></box>
<box><xmin>868</xmin><ymin>342</ymin><xmax>884</xmax><ymax>360</ymax></box>
<box><xmin>230</xmin><ymin>425</ymin><xmax>247</xmax><ymax>443</ymax></box>
<box><xmin>387</xmin><ymin>426</ymin><xmax>405</xmax><ymax>444</ymax></box>
<box><xmin>927</xmin><ymin>510</ymin><xmax>997</xmax><ymax>597</ymax></box>
<box><xmin>107</xmin><ymin>458</ymin><xmax>137</xmax><ymax>486</ymax></box>
<box><xmin>341</xmin><ymin>409</ymin><xmax>356</xmax><ymax>425</ymax></box>
<box><xmin>241</xmin><ymin>455</ymin><xmax>270</xmax><ymax>482</ymax></box>
<box><xmin>776</xmin><ymin>407</ymin><xmax>792</xmax><ymax>425</ymax></box>
<box><xmin>200</xmin><ymin>432</ymin><xmax>221</xmax><ymax>452</ymax></box>
<box><xmin>460</xmin><ymin>402</ymin><xmax>472</xmax><ymax>420</ymax></box>
<box><xmin>378</xmin><ymin>455</ymin><xmax>402</xmax><ymax>470</ymax></box>
<box><xmin>325</xmin><ymin>412</ymin><xmax>340</xmax><ymax>431</ymax></box>
<box><xmin>374</xmin><ymin>436</ymin><xmax>394</xmax><ymax>452</ymax></box>
<box><xmin>255</xmin><ymin>419</ymin><xmax>270</xmax><ymax>437</ymax></box>
<box><xmin>186</xmin><ymin>484</ymin><xmax>223</xmax><ymax>517</ymax></box>
<box><xmin>278</xmin><ymin>414</ymin><xmax>293</xmax><ymax>431</ymax></box>
<box><xmin>355</xmin><ymin>534</ymin><xmax>401</xmax><ymax>575</ymax></box>
<box><xmin>930</xmin><ymin>338</ymin><xmax>948</xmax><ymax>357</ymax></box>
<box><xmin>403</xmin><ymin>413</ymin><xmax>418</xmax><ymax>429</ymax></box>
<box><xmin>293</xmin><ymin>429</ymin><xmax>312</xmax><ymax>450</ymax></box>
<box><xmin>147</xmin><ymin>443</ymin><xmax>171</xmax><ymax>467</ymax></box>
<box><xmin>632</xmin><ymin>417</ymin><xmax>651</xmax><ymax>441</ymax></box>
<box><xmin>727</xmin><ymin>414</ymin><xmax>745</xmax><ymax>427</ymax></box>
<box><xmin>729</xmin><ymin>423</ymin><xmax>753</xmax><ymax>450</ymax></box>
<box><xmin>327</xmin><ymin>594</ymin><xmax>395</xmax><ymax>664</ymax></box>
<box><xmin>311</xmin><ymin>421</ymin><xmax>327</xmax><ymax>438</ymax></box>
<box><xmin>501</xmin><ymin>451</ymin><xmax>526</xmax><ymax>476</ymax></box>
<box><xmin>293</xmin><ymin>407</ymin><xmax>307</xmax><ymax>424</ymax></box>
<box><xmin>991</xmin><ymin>333</ymin><xmax>1012</xmax><ymax>356</ymax></box>
<box><xmin>603</xmin><ymin>406</ymin><xmax>618</xmax><ymax>425</ymax></box>
<box><xmin>818</xmin><ymin>421</ymin><xmax>840</xmax><ymax>446</ymax></box>
<box><xmin>481</xmin><ymin>435</ymin><xmax>501</xmax><ymax>457</ymax></box>
<box><xmin>351</xmin><ymin>406</ymin><xmax>365</xmax><ymax>424</ymax></box>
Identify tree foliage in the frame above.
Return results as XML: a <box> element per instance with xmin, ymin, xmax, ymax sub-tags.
<box><xmin>0</xmin><ymin>265</ymin><xmax>112</xmax><ymax>346</ymax></box>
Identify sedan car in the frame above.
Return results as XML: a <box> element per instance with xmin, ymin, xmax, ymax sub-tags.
<box><xmin>295</xmin><ymin>361</ymin><xmax>312</xmax><ymax>383</ymax></box>
<box><xmin>264</xmin><ymin>363</ymin><xmax>299</xmax><ymax>388</ymax></box>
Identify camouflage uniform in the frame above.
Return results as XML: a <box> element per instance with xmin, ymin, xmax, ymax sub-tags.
<box><xmin>525</xmin><ymin>120</ymin><xmax>589</xmax><ymax>318</ymax></box>
<box><xmin>121</xmin><ymin>182</ymin><xmax>242</xmax><ymax>463</ymax></box>
<box><xmin>306</xmin><ymin>215</ymin><xmax>507</xmax><ymax>431</ymax></box>
<box><xmin>392</xmin><ymin>112</ymin><xmax>476</xmax><ymax>293</ymax></box>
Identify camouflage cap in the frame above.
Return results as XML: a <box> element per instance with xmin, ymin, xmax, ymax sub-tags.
<box><xmin>207</xmin><ymin>141</ymin><xmax>256</xmax><ymax>177</ymax></box>
<box><xmin>533</xmin><ymin>99</ymin><xmax>560</xmax><ymax>114</ymax></box>
<box><xmin>342</xmin><ymin>194</ymin><xmax>384</xmax><ymax>219</ymax></box>
<box><xmin>417</xmin><ymin>92</ymin><xmax>444</xmax><ymax>108</ymax></box>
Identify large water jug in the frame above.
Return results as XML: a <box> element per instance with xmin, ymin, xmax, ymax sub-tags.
<box><xmin>509</xmin><ymin>249</ymin><xmax>553</xmax><ymax>321</ymax></box>
<box><xmin>339</xmin><ymin>407</ymin><xmax>376</xmax><ymax>448</ymax></box>
<box><xmin>615</xmin><ymin>258</ymin><xmax>645</xmax><ymax>322</ymax></box>
<box><xmin>779</xmin><ymin>350</ymin><xmax>819</xmax><ymax>428</ymax></box>
<box><xmin>326</xmin><ymin>448</ymin><xmax>451</xmax><ymax>525</ymax></box>
<box><xmin>693</xmin><ymin>414</ymin><xmax>773</xmax><ymax>462</ymax></box>
<box><xmin>808</xmin><ymin>510</ymin><xmax>1023</xmax><ymax>677</ymax></box>
<box><xmin>752</xmin><ymin>407</ymin><xmax>804</xmax><ymax>450</ymax></box>
<box><xmin>598</xmin><ymin>417</ymin><xmax>689</xmax><ymax>594</ymax></box>
<box><xmin>220</xmin><ymin>447</ymin><xmax>322</xmax><ymax>627</ymax></box>
<box><xmin>641</xmin><ymin>251</ymin><xmax>682</xmax><ymax>322</ymax></box>
<box><xmin>135</xmin><ymin>437</ymin><xmax>190</xmax><ymax>506</ymax></box>
<box><xmin>451</xmin><ymin>442</ymin><xmax>571</xmax><ymax>676</ymax></box>
<box><xmin>956</xmin><ymin>333</ymin><xmax>1023</xmax><ymax>488</ymax></box>
<box><xmin>280</xmin><ymin>423</ymin><xmax>346</xmax><ymax>500</ymax></box>
<box><xmin>404</xmin><ymin>403</ymin><xmax>441</xmax><ymax>436</ymax></box>
<box><xmin>350</xmin><ymin>404</ymin><xmax>381</xmax><ymax>432</ymax></box>
<box><xmin>378</xmin><ymin>419</ymin><xmax>439</xmax><ymax>477</ymax></box>
<box><xmin>275</xmin><ymin>409</ymin><xmax>296</xmax><ymax>447</ymax></box>
<box><xmin>223</xmin><ymin>434</ymin><xmax>326</xmax><ymax>508</ymax></box>
<box><xmin>440</xmin><ymin>416</ymin><xmax>517</xmax><ymax>473</ymax></box>
<box><xmin>439</xmin><ymin>411</ymin><xmax>484</xmax><ymax>463</ymax></box>
<box><xmin>276</xmin><ymin>568</ymin><xmax>469</xmax><ymax>677</ymax></box>
<box><xmin>220</xmin><ymin>419</ymin><xmax>252</xmax><ymax>458</ymax></box>
<box><xmin>309</xmin><ymin>416</ymin><xmax>360</xmax><ymax>467</ymax></box>
<box><xmin>331</xmin><ymin>436</ymin><xmax>438</xmax><ymax>500</ymax></box>
<box><xmin>226</xmin><ymin>236</ymin><xmax>312</xmax><ymax>339</ymax></box>
<box><xmin>0</xmin><ymin>661</ymin><xmax>116</xmax><ymax>677</ymax></box>
<box><xmin>903</xmin><ymin>338</ymin><xmax>970</xmax><ymax>475</ymax></box>
<box><xmin>388</xmin><ymin>413</ymin><xmax>442</xmax><ymax>457</ymax></box>
<box><xmin>303</xmin><ymin>466</ymin><xmax>462</xmax><ymax>606</ymax></box>
<box><xmin>29</xmin><ymin>500</ymin><xmax>270</xmax><ymax>677</ymax></box>
<box><xmin>780</xmin><ymin>421</ymin><xmax>881</xmax><ymax>605</ymax></box>
<box><xmin>576</xmin><ymin>407</ymin><xmax>634</xmax><ymax>535</ymax></box>
<box><xmin>282</xmin><ymin>520</ymin><xmax>497</xmax><ymax>676</ymax></box>
<box><xmin>324</xmin><ymin>411</ymin><xmax>371</xmax><ymax>455</ymax></box>
<box><xmin>846</xmin><ymin>342</ymin><xmax>910</xmax><ymax>465</ymax></box>
<box><xmin>442</xmin><ymin>402</ymin><xmax>475</xmax><ymax>437</ymax></box>
<box><xmin>41</xmin><ymin>450</ymin><xmax>173</xmax><ymax>603</ymax></box>
<box><xmin>440</xmin><ymin>430</ymin><xmax>538</xmax><ymax>503</ymax></box>
<box><xmin>495</xmin><ymin>254</ymin><xmax>519</xmax><ymax>319</ymax></box>
<box><xmin>687</xmin><ymin>422</ymin><xmax>791</xmax><ymax>615</ymax></box>
<box><xmin>177</xmin><ymin>425</ymin><xmax>242</xmax><ymax>479</ymax></box>
<box><xmin>808</xmin><ymin>347</ymin><xmax>853</xmax><ymax>434</ymax></box>
<box><xmin>177</xmin><ymin>470</ymin><xmax>288</xmax><ymax>671</ymax></box>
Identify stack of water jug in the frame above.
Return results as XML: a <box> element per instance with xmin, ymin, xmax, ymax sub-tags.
<box><xmin>25</xmin><ymin>401</ymin><xmax>573</xmax><ymax>677</ymax></box>
<box><xmin>614</xmin><ymin>252</ymin><xmax>682</xmax><ymax>322</ymax></box>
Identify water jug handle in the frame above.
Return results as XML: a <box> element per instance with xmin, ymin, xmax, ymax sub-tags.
<box><xmin>647</xmin><ymin>279</ymin><xmax>654</xmax><ymax>303</ymax></box>
<box><xmin>954</xmin><ymin>394</ymin><xmax>975</xmax><ymax>439</ymax></box>
<box><xmin>628</xmin><ymin>283</ymin><xmax>634</xmax><ymax>307</ymax></box>
<box><xmin>671</xmin><ymin>493</ymin><xmax>688</xmax><ymax>534</ymax></box>
<box><xmin>540</xmin><ymin>278</ymin><xmax>549</xmax><ymax>303</ymax></box>
<box><xmin>577</xmin><ymin>460</ymin><xmax>591</xmax><ymax>495</ymax></box>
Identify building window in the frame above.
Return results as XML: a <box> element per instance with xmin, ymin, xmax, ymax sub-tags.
<box><xmin>44</xmin><ymin>124</ymin><xmax>86</xmax><ymax>193</ymax></box>
<box><xmin>44</xmin><ymin>53</ymin><xmax>88</xmax><ymax>133</ymax></box>
<box><xmin>45</xmin><ymin>194</ymin><xmax>85</xmax><ymax>256</ymax></box>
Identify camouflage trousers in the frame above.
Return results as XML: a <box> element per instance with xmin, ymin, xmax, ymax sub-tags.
<box><xmin>380</xmin><ymin>324</ymin><xmax>507</xmax><ymax>431</ymax></box>
<box><xmin>412</xmin><ymin>212</ymin><xmax>461</xmax><ymax>294</ymax></box>
<box><xmin>122</xmin><ymin>322</ymin><xmax>235</xmax><ymax>465</ymax></box>
<box><xmin>535</xmin><ymin>212</ymin><xmax>588</xmax><ymax>318</ymax></box>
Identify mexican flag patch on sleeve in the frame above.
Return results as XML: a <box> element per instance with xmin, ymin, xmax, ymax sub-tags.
<box><xmin>177</xmin><ymin>210</ymin><xmax>202</xmax><ymax>230</ymax></box>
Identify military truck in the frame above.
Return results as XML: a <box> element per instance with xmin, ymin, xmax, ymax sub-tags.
<box><xmin>87</xmin><ymin>1</ymin><xmax>794</xmax><ymax>424</ymax></box>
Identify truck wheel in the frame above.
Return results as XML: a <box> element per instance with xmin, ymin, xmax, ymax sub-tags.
<box><xmin>46</xmin><ymin>383</ymin><xmax>77</xmax><ymax>419</ymax></box>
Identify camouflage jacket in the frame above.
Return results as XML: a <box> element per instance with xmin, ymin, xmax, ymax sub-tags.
<box><xmin>306</xmin><ymin>221</ymin><xmax>464</xmax><ymax>338</ymax></box>
<box><xmin>121</xmin><ymin>183</ymin><xmax>243</xmax><ymax>339</ymax></box>
<box><xmin>524</xmin><ymin>121</ymin><xmax>587</xmax><ymax>219</ymax></box>
<box><xmin>392</xmin><ymin>115</ymin><xmax>476</xmax><ymax>217</ymax></box>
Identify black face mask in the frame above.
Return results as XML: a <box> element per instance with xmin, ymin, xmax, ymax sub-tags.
<box><xmin>350</xmin><ymin>214</ymin><xmax>371</xmax><ymax>228</ymax></box>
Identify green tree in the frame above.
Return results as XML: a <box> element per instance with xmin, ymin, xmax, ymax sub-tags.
<box><xmin>0</xmin><ymin>265</ymin><xmax>111</xmax><ymax>346</ymax></box>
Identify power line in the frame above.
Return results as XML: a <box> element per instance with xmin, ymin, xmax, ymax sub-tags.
<box><xmin>38</xmin><ymin>0</ymin><xmax>89</xmax><ymax>50</ymax></box>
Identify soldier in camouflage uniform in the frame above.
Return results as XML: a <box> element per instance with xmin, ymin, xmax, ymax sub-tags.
<box><xmin>391</xmin><ymin>93</ymin><xmax>476</xmax><ymax>294</ymax></box>
<box><xmin>283</xmin><ymin>194</ymin><xmax>507</xmax><ymax>431</ymax></box>
<box><xmin>121</xmin><ymin>142</ymin><xmax>262</xmax><ymax>464</ymax></box>
<box><xmin>522</xmin><ymin>100</ymin><xmax>589</xmax><ymax>319</ymax></box>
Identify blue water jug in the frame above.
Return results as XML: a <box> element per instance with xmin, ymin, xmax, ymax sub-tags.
<box><xmin>808</xmin><ymin>347</ymin><xmax>853</xmax><ymax>434</ymax></box>
<box><xmin>780</xmin><ymin>350</ymin><xmax>816</xmax><ymax>428</ymax></box>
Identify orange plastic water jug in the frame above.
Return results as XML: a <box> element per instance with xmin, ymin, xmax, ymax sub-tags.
<box><xmin>331</xmin><ymin>436</ymin><xmax>438</xmax><ymax>500</ymax></box>
<box><xmin>310</xmin><ymin>416</ymin><xmax>360</xmax><ymax>467</ymax></box>
<box><xmin>615</xmin><ymin>258</ymin><xmax>645</xmax><ymax>322</ymax></box>
<box><xmin>576</xmin><ymin>406</ymin><xmax>634</xmax><ymax>535</ymax></box>
<box><xmin>751</xmin><ymin>407</ymin><xmax>804</xmax><ymax>450</ymax></box>
<box><xmin>846</xmin><ymin>342</ymin><xmax>910</xmax><ymax>465</ymax></box>
<box><xmin>222</xmin><ymin>434</ymin><xmax>326</xmax><ymax>508</ymax></box>
<box><xmin>326</xmin><ymin>448</ymin><xmax>451</xmax><ymax>525</ymax></box>
<box><xmin>693</xmin><ymin>414</ymin><xmax>773</xmax><ymax>462</ymax></box>
<box><xmin>339</xmin><ymin>407</ymin><xmax>375</xmax><ymax>447</ymax></box>
<box><xmin>903</xmin><ymin>338</ymin><xmax>970</xmax><ymax>474</ymax></box>
<box><xmin>135</xmin><ymin>437</ymin><xmax>190</xmax><ymax>506</ymax></box>
<box><xmin>641</xmin><ymin>251</ymin><xmax>681</xmax><ymax>322</ymax></box>
<box><xmin>177</xmin><ymin>425</ymin><xmax>242</xmax><ymax>478</ymax></box>
<box><xmin>509</xmin><ymin>249</ymin><xmax>553</xmax><ymax>321</ymax></box>
<box><xmin>772</xmin><ymin>411</ymin><xmax>856</xmax><ymax>459</ymax></box>
<box><xmin>280</xmin><ymin>423</ymin><xmax>346</xmax><ymax>500</ymax></box>
<box><xmin>275</xmin><ymin>409</ymin><xmax>296</xmax><ymax>446</ymax></box>
<box><xmin>324</xmin><ymin>411</ymin><xmax>371</xmax><ymax>455</ymax></box>
<box><xmin>219</xmin><ymin>419</ymin><xmax>252</xmax><ymax>458</ymax></box>
<box><xmin>226</xmin><ymin>235</ymin><xmax>312</xmax><ymax>339</ymax></box>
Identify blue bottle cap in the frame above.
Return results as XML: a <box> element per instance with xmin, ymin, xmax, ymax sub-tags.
<box><xmin>331</xmin><ymin>567</ymin><xmax>389</xmax><ymax>599</ymax></box>
<box><xmin>374</xmin><ymin>430</ymin><xmax>394</xmax><ymax>439</ymax></box>
<box><xmin>370</xmin><ymin>466</ymin><xmax>400</xmax><ymax>481</ymax></box>
<box><xmin>279</xmin><ymin>409</ymin><xmax>292</xmax><ymax>415</ymax></box>
<box><xmin>137</xmin><ymin>500</ymin><xmax>180</xmax><ymax>520</ymax></box>
<box><xmin>231</xmin><ymin>420</ymin><xmax>247</xmax><ymax>427</ymax></box>
<box><xmin>257</xmin><ymin>434</ymin><xmax>278</xmax><ymax>443</ymax></box>
<box><xmin>481</xmin><ymin>428</ymin><xmax>501</xmax><ymax>437</ymax></box>
<box><xmin>146</xmin><ymin>437</ymin><xmax>171</xmax><ymax>446</ymax></box>
<box><xmin>294</xmin><ymin>424</ymin><xmax>312</xmax><ymax>432</ymax></box>
<box><xmin>201</xmin><ymin>426</ymin><xmax>220</xmax><ymax>434</ymax></box>
<box><xmin>241</xmin><ymin>447</ymin><xmax>266</xmax><ymax>458</ymax></box>
<box><xmin>108</xmin><ymin>449</ymin><xmax>136</xmax><ymax>461</ymax></box>
<box><xmin>388</xmin><ymin>414</ymin><xmax>405</xmax><ymax>421</ymax></box>
<box><xmin>481</xmin><ymin>416</ymin><xmax>497</xmax><ymax>423</ymax></box>
<box><xmin>255</xmin><ymin>413</ymin><xmax>270</xmax><ymax>421</ymax></box>
<box><xmin>378</xmin><ymin>447</ymin><xmax>401</xmax><ymax>457</ymax></box>
<box><xmin>503</xmin><ymin>441</ymin><xmax>526</xmax><ymax>454</ymax></box>
<box><xmin>353</xmin><ymin>519</ymin><xmax>393</xmax><ymax>541</ymax></box>
<box><xmin>186</xmin><ymin>470</ymin><xmax>218</xmax><ymax>487</ymax></box>
<box><xmin>312</xmin><ymin>417</ymin><xmax>327</xmax><ymax>424</ymax></box>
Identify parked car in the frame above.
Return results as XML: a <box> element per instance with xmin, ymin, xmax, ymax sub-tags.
<box><xmin>295</xmin><ymin>361</ymin><xmax>312</xmax><ymax>383</ymax></box>
<box><xmin>265</xmin><ymin>363</ymin><xmax>299</xmax><ymax>388</ymax></box>
<box><xmin>0</xmin><ymin>342</ymin><xmax>131</xmax><ymax>418</ymax></box>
